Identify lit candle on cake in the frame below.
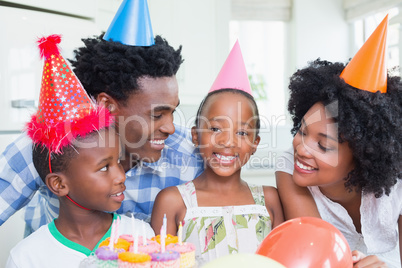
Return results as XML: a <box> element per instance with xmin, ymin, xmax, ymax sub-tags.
<box><xmin>131</xmin><ymin>213</ymin><xmax>135</xmax><ymax>240</ymax></box>
<box><xmin>114</xmin><ymin>217</ymin><xmax>120</xmax><ymax>244</ymax></box>
<box><xmin>109</xmin><ymin>217</ymin><xmax>119</xmax><ymax>249</ymax></box>
<box><xmin>160</xmin><ymin>225</ymin><xmax>166</xmax><ymax>253</ymax></box>
<box><xmin>134</xmin><ymin>227</ymin><xmax>139</xmax><ymax>253</ymax></box>
<box><xmin>142</xmin><ymin>220</ymin><xmax>147</xmax><ymax>245</ymax></box>
<box><xmin>163</xmin><ymin>214</ymin><xmax>167</xmax><ymax>231</ymax></box>
<box><xmin>131</xmin><ymin>213</ymin><xmax>139</xmax><ymax>253</ymax></box>
<box><xmin>161</xmin><ymin>214</ymin><xmax>167</xmax><ymax>252</ymax></box>
<box><xmin>178</xmin><ymin>221</ymin><xmax>183</xmax><ymax>245</ymax></box>
<box><xmin>108</xmin><ymin>219</ymin><xmax>115</xmax><ymax>249</ymax></box>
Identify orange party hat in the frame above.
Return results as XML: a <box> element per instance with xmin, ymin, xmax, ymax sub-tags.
<box><xmin>209</xmin><ymin>40</ymin><xmax>252</xmax><ymax>95</ymax></box>
<box><xmin>340</xmin><ymin>15</ymin><xmax>388</xmax><ymax>93</ymax></box>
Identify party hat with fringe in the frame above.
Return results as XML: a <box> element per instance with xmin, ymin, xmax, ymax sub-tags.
<box><xmin>26</xmin><ymin>34</ymin><xmax>113</xmax><ymax>154</ymax></box>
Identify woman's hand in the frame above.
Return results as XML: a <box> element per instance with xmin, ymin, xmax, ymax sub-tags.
<box><xmin>352</xmin><ymin>250</ymin><xmax>387</xmax><ymax>268</ymax></box>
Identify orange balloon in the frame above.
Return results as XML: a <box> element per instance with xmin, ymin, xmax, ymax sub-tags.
<box><xmin>256</xmin><ymin>217</ymin><xmax>353</xmax><ymax>268</ymax></box>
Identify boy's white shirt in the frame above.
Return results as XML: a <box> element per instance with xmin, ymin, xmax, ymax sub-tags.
<box><xmin>6</xmin><ymin>214</ymin><xmax>155</xmax><ymax>268</ymax></box>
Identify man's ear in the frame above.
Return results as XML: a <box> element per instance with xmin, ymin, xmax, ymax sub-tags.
<box><xmin>45</xmin><ymin>173</ymin><xmax>69</xmax><ymax>197</ymax></box>
<box><xmin>191</xmin><ymin>126</ymin><xmax>199</xmax><ymax>146</ymax></box>
<box><xmin>96</xmin><ymin>92</ymin><xmax>119</xmax><ymax>114</ymax></box>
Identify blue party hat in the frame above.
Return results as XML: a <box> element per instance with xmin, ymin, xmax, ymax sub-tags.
<box><xmin>103</xmin><ymin>0</ymin><xmax>155</xmax><ymax>46</ymax></box>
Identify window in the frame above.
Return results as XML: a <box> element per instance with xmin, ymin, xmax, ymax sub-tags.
<box><xmin>351</xmin><ymin>8</ymin><xmax>400</xmax><ymax>72</ymax></box>
<box><xmin>229</xmin><ymin>21</ymin><xmax>287</xmax><ymax>126</ymax></box>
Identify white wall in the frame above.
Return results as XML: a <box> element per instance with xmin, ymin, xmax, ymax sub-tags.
<box><xmin>279</xmin><ymin>0</ymin><xmax>349</xmax><ymax>125</ymax></box>
<box><xmin>149</xmin><ymin>0</ymin><xmax>231</xmax><ymax>107</ymax></box>
<box><xmin>289</xmin><ymin>0</ymin><xmax>349</xmax><ymax>70</ymax></box>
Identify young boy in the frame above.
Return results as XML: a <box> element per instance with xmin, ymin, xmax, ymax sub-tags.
<box><xmin>6</xmin><ymin>35</ymin><xmax>154</xmax><ymax>268</ymax></box>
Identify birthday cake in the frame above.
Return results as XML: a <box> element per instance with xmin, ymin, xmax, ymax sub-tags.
<box><xmin>150</xmin><ymin>250</ymin><xmax>180</xmax><ymax>268</ymax></box>
<box><xmin>151</xmin><ymin>234</ymin><xmax>178</xmax><ymax>246</ymax></box>
<box><xmin>81</xmin><ymin>215</ymin><xmax>196</xmax><ymax>268</ymax></box>
<box><xmin>118</xmin><ymin>251</ymin><xmax>152</xmax><ymax>268</ymax></box>
<box><xmin>80</xmin><ymin>234</ymin><xmax>196</xmax><ymax>268</ymax></box>
<box><xmin>134</xmin><ymin>240</ymin><xmax>160</xmax><ymax>255</ymax></box>
<box><xmin>166</xmin><ymin>242</ymin><xmax>196</xmax><ymax>268</ymax></box>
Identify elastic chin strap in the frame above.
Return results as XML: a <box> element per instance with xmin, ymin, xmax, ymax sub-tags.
<box><xmin>66</xmin><ymin>195</ymin><xmax>91</xmax><ymax>211</ymax></box>
<box><xmin>49</xmin><ymin>154</ymin><xmax>91</xmax><ymax>211</ymax></box>
<box><xmin>49</xmin><ymin>153</ymin><xmax>52</xmax><ymax>173</ymax></box>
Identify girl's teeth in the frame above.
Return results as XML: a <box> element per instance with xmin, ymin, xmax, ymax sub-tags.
<box><xmin>112</xmin><ymin>192</ymin><xmax>122</xmax><ymax>197</ymax></box>
<box><xmin>150</xmin><ymin>140</ymin><xmax>164</xmax><ymax>145</ymax></box>
<box><xmin>215</xmin><ymin>154</ymin><xmax>236</xmax><ymax>160</ymax></box>
<box><xmin>296</xmin><ymin>160</ymin><xmax>315</xmax><ymax>170</ymax></box>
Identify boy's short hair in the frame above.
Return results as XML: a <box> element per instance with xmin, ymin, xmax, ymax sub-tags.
<box><xmin>32</xmin><ymin>131</ymin><xmax>101</xmax><ymax>182</ymax></box>
<box><xmin>33</xmin><ymin>144</ymin><xmax>76</xmax><ymax>182</ymax></box>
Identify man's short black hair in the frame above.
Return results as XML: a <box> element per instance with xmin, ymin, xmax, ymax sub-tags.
<box><xmin>69</xmin><ymin>34</ymin><xmax>183</xmax><ymax>105</ymax></box>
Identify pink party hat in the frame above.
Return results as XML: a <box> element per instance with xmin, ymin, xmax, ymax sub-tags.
<box><xmin>209</xmin><ymin>40</ymin><xmax>252</xmax><ymax>95</ymax></box>
<box><xmin>26</xmin><ymin>34</ymin><xmax>113</xmax><ymax>154</ymax></box>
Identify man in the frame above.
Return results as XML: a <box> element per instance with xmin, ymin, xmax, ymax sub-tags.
<box><xmin>0</xmin><ymin>0</ymin><xmax>203</xmax><ymax>235</ymax></box>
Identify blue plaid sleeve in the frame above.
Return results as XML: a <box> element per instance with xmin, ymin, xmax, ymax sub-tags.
<box><xmin>0</xmin><ymin>133</ymin><xmax>42</xmax><ymax>225</ymax></box>
<box><xmin>117</xmin><ymin>124</ymin><xmax>204</xmax><ymax>222</ymax></box>
<box><xmin>0</xmin><ymin>132</ymin><xmax>60</xmax><ymax>234</ymax></box>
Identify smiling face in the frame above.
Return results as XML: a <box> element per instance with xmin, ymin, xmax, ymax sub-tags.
<box><xmin>115</xmin><ymin>76</ymin><xmax>179</xmax><ymax>166</ymax></box>
<box><xmin>192</xmin><ymin>91</ymin><xmax>260</xmax><ymax>178</ymax></box>
<box><xmin>292</xmin><ymin>102</ymin><xmax>355</xmax><ymax>189</ymax></box>
<box><xmin>63</xmin><ymin>128</ymin><xmax>126</xmax><ymax>212</ymax></box>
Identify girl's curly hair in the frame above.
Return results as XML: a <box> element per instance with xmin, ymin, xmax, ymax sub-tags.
<box><xmin>69</xmin><ymin>34</ymin><xmax>183</xmax><ymax>105</ymax></box>
<box><xmin>288</xmin><ymin>59</ymin><xmax>401</xmax><ymax>197</ymax></box>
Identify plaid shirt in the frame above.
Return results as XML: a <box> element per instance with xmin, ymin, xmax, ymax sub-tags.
<box><xmin>0</xmin><ymin>124</ymin><xmax>204</xmax><ymax>232</ymax></box>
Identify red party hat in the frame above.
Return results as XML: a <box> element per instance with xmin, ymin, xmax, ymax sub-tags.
<box><xmin>209</xmin><ymin>40</ymin><xmax>252</xmax><ymax>95</ymax></box>
<box><xmin>26</xmin><ymin>34</ymin><xmax>113</xmax><ymax>154</ymax></box>
<box><xmin>340</xmin><ymin>15</ymin><xmax>388</xmax><ymax>93</ymax></box>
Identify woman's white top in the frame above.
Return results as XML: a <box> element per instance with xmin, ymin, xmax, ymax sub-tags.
<box><xmin>276</xmin><ymin>147</ymin><xmax>402</xmax><ymax>268</ymax></box>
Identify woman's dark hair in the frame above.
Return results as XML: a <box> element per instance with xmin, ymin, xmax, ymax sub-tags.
<box><xmin>195</xmin><ymin>88</ymin><xmax>260</xmax><ymax>136</ymax></box>
<box><xmin>288</xmin><ymin>58</ymin><xmax>402</xmax><ymax>197</ymax></box>
<box><xmin>69</xmin><ymin>34</ymin><xmax>183</xmax><ymax>105</ymax></box>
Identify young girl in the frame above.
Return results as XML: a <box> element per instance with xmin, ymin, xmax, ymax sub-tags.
<box><xmin>275</xmin><ymin>17</ymin><xmax>401</xmax><ymax>268</ymax></box>
<box><xmin>151</xmin><ymin>41</ymin><xmax>284</xmax><ymax>264</ymax></box>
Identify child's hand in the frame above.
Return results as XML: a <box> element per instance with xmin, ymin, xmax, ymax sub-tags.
<box><xmin>352</xmin><ymin>250</ymin><xmax>388</xmax><ymax>267</ymax></box>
